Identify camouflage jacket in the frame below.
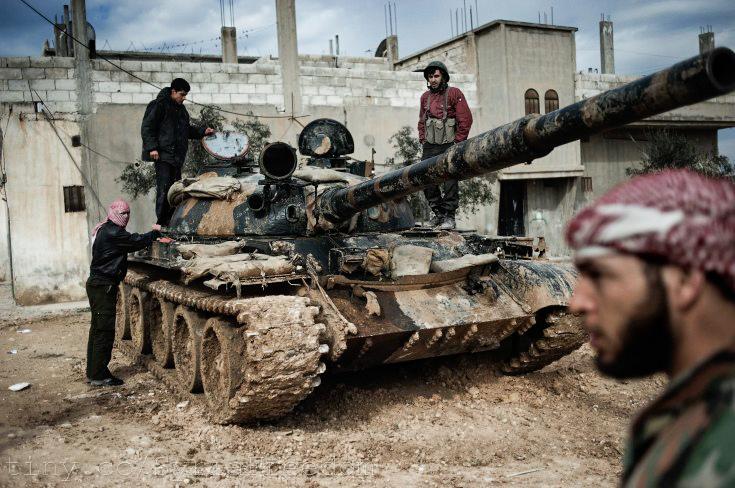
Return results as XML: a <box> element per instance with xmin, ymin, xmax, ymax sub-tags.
<box><xmin>622</xmin><ymin>348</ymin><xmax>735</xmax><ymax>487</ymax></box>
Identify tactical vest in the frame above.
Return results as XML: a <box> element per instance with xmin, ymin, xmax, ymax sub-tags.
<box><xmin>424</xmin><ymin>90</ymin><xmax>456</xmax><ymax>145</ymax></box>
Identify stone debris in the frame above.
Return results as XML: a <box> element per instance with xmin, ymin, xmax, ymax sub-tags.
<box><xmin>8</xmin><ymin>382</ymin><xmax>31</xmax><ymax>391</ymax></box>
<box><xmin>364</xmin><ymin>291</ymin><xmax>381</xmax><ymax>317</ymax></box>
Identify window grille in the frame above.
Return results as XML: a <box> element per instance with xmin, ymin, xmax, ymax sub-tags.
<box><xmin>524</xmin><ymin>89</ymin><xmax>540</xmax><ymax>115</ymax></box>
<box><xmin>63</xmin><ymin>186</ymin><xmax>85</xmax><ymax>212</ymax></box>
<box><xmin>544</xmin><ymin>89</ymin><xmax>559</xmax><ymax>113</ymax></box>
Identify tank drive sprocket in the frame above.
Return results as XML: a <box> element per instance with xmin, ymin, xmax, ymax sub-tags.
<box><xmin>501</xmin><ymin>309</ymin><xmax>587</xmax><ymax>375</ymax></box>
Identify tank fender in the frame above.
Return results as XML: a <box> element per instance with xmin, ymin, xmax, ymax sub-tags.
<box><xmin>489</xmin><ymin>260</ymin><xmax>577</xmax><ymax>314</ymax></box>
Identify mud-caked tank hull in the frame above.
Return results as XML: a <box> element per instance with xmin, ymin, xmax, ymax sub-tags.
<box><xmin>114</xmin><ymin>48</ymin><xmax>735</xmax><ymax>423</ymax></box>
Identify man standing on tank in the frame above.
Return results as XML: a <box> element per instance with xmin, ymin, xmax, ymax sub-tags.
<box><xmin>417</xmin><ymin>61</ymin><xmax>473</xmax><ymax>230</ymax></box>
<box><xmin>141</xmin><ymin>78</ymin><xmax>214</xmax><ymax>226</ymax></box>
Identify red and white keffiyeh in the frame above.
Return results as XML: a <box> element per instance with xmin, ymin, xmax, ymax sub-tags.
<box><xmin>566</xmin><ymin>170</ymin><xmax>735</xmax><ymax>291</ymax></box>
<box><xmin>92</xmin><ymin>198</ymin><xmax>130</xmax><ymax>238</ymax></box>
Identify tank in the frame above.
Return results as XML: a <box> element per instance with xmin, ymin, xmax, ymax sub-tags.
<box><xmin>116</xmin><ymin>48</ymin><xmax>735</xmax><ymax>423</ymax></box>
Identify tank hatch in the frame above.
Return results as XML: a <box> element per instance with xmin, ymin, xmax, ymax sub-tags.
<box><xmin>202</xmin><ymin>131</ymin><xmax>250</xmax><ymax>161</ymax></box>
<box><xmin>298</xmin><ymin>118</ymin><xmax>354</xmax><ymax>158</ymax></box>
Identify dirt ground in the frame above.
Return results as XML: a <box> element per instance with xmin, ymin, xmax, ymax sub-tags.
<box><xmin>0</xmin><ymin>309</ymin><xmax>665</xmax><ymax>487</ymax></box>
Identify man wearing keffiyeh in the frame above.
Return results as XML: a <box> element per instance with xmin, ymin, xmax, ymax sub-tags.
<box><xmin>86</xmin><ymin>199</ymin><xmax>161</xmax><ymax>387</ymax></box>
<box><xmin>566</xmin><ymin>169</ymin><xmax>735</xmax><ymax>487</ymax></box>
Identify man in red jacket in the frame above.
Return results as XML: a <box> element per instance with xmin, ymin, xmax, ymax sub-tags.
<box><xmin>417</xmin><ymin>61</ymin><xmax>473</xmax><ymax>230</ymax></box>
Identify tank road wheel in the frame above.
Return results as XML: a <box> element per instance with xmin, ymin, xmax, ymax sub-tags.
<box><xmin>129</xmin><ymin>288</ymin><xmax>152</xmax><ymax>356</ymax></box>
<box><xmin>200</xmin><ymin>318</ymin><xmax>245</xmax><ymax>424</ymax></box>
<box><xmin>115</xmin><ymin>283</ymin><xmax>132</xmax><ymax>341</ymax></box>
<box><xmin>501</xmin><ymin>308</ymin><xmax>587</xmax><ymax>375</ymax></box>
<box><xmin>200</xmin><ymin>296</ymin><xmax>328</xmax><ymax>424</ymax></box>
<box><xmin>149</xmin><ymin>296</ymin><xmax>175</xmax><ymax>368</ymax></box>
<box><xmin>172</xmin><ymin>306</ymin><xmax>206</xmax><ymax>393</ymax></box>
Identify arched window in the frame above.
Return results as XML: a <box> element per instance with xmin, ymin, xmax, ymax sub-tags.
<box><xmin>544</xmin><ymin>89</ymin><xmax>559</xmax><ymax>113</ymax></box>
<box><xmin>524</xmin><ymin>89</ymin><xmax>539</xmax><ymax>115</ymax></box>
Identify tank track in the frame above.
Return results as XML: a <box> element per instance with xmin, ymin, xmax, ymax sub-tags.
<box><xmin>117</xmin><ymin>269</ymin><xmax>328</xmax><ymax>424</ymax></box>
<box><xmin>501</xmin><ymin>309</ymin><xmax>587</xmax><ymax>375</ymax></box>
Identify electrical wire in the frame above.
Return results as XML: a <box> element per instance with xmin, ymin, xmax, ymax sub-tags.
<box><xmin>17</xmin><ymin>0</ymin><xmax>307</xmax><ymax>121</ymax></box>
<box><xmin>27</xmin><ymin>87</ymin><xmax>105</xmax><ymax>210</ymax></box>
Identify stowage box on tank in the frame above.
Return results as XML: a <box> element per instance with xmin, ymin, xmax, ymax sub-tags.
<box><xmin>115</xmin><ymin>48</ymin><xmax>735</xmax><ymax>423</ymax></box>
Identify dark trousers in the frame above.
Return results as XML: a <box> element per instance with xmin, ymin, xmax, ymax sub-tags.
<box><xmin>421</xmin><ymin>142</ymin><xmax>458</xmax><ymax>217</ymax></box>
<box><xmin>86</xmin><ymin>282</ymin><xmax>118</xmax><ymax>381</ymax></box>
<box><xmin>155</xmin><ymin>161</ymin><xmax>181</xmax><ymax>226</ymax></box>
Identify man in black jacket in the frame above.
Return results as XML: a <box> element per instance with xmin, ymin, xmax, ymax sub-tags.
<box><xmin>86</xmin><ymin>199</ymin><xmax>161</xmax><ymax>386</ymax></box>
<box><xmin>141</xmin><ymin>78</ymin><xmax>214</xmax><ymax>225</ymax></box>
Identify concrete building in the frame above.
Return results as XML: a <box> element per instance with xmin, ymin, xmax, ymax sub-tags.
<box><xmin>0</xmin><ymin>10</ymin><xmax>733</xmax><ymax>305</ymax></box>
<box><xmin>394</xmin><ymin>19</ymin><xmax>735</xmax><ymax>255</ymax></box>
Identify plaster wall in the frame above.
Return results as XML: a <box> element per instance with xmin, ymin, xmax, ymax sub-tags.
<box><xmin>395</xmin><ymin>36</ymin><xmax>474</xmax><ymax>75</ymax></box>
<box><xmin>0</xmin><ymin>182</ymin><xmax>9</xmax><ymax>282</ymax></box>
<box><xmin>2</xmin><ymin>113</ymin><xmax>89</xmax><ymax>305</ymax></box>
<box><xmin>475</xmin><ymin>25</ymin><xmax>582</xmax><ymax>178</ymax></box>
<box><xmin>581</xmin><ymin>129</ymin><xmax>718</xmax><ymax>200</ymax></box>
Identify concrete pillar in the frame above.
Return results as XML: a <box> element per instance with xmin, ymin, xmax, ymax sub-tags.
<box><xmin>699</xmin><ymin>32</ymin><xmax>715</xmax><ymax>54</ymax></box>
<box><xmin>464</xmin><ymin>32</ymin><xmax>478</xmax><ymax>76</ymax></box>
<box><xmin>221</xmin><ymin>26</ymin><xmax>238</xmax><ymax>63</ymax></box>
<box><xmin>275</xmin><ymin>0</ymin><xmax>302</xmax><ymax>114</ymax></box>
<box><xmin>71</xmin><ymin>0</ymin><xmax>101</xmax><ymax>232</ymax></box>
<box><xmin>386</xmin><ymin>35</ymin><xmax>399</xmax><ymax>69</ymax></box>
<box><xmin>599</xmin><ymin>19</ymin><xmax>614</xmax><ymax>74</ymax></box>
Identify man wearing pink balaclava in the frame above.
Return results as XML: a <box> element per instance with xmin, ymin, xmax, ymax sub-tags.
<box><xmin>566</xmin><ymin>170</ymin><xmax>735</xmax><ymax>486</ymax></box>
<box><xmin>86</xmin><ymin>199</ymin><xmax>161</xmax><ymax>387</ymax></box>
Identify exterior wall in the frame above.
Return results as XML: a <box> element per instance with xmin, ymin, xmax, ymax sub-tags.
<box><xmin>1</xmin><ymin>111</ymin><xmax>89</xmax><ymax>304</ymax></box>
<box><xmin>581</xmin><ymin>129</ymin><xmax>719</xmax><ymax>201</ymax></box>
<box><xmin>395</xmin><ymin>36</ymin><xmax>475</xmax><ymax>75</ymax></box>
<box><xmin>0</xmin><ymin>183</ymin><xmax>9</xmax><ymax>282</ymax></box>
<box><xmin>476</xmin><ymin>25</ymin><xmax>582</xmax><ymax>178</ymax></box>
<box><xmin>575</xmin><ymin>73</ymin><xmax>735</xmax><ymax>127</ymax></box>
<box><xmin>83</xmin><ymin>57</ymin><xmax>477</xmax><ymax>114</ymax></box>
<box><xmin>0</xmin><ymin>57</ymin><xmax>78</xmax><ymax>112</ymax></box>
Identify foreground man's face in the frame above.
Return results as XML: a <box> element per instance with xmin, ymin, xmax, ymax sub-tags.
<box><xmin>569</xmin><ymin>254</ymin><xmax>671</xmax><ymax>377</ymax></box>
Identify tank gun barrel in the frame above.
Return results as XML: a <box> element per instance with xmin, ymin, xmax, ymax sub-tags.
<box><xmin>317</xmin><ymin>47</ymin><xmax>735</xmax><ymax>225</ymax></box>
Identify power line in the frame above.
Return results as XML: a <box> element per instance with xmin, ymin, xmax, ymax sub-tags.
<box><xmin>17</xmin><ymin>0</ymin><xmax>306</xmax><ymax>121</ymax></box>
<box><xmin>27</xmin><ymin>87</ymin><xmax>105</xmax><ymax>210</ymax></box>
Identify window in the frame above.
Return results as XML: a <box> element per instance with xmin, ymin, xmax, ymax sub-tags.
<box><xmin>544</xmin><ymin>89</ymin><xmax>559</xmax><ymax>113</ymax></box>
<box><xmin>63</xmin><ymin>185</ymin><xmax>85</xmax><ymax>212</ymax></box>
<box><xmin>581</xmin><ymin>177</ymin><xmax>593</xmax><ymax>193</ymax></box>
<box><xmin>524</xmin><ymin>89</ymin><xmax>539</xmax><ymax>115</ymax></box>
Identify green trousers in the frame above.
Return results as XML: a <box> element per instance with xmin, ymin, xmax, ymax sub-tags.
<box><xmin>86</xmin><ymin>282</ymin><xmax>118</xmax><ymax>381</ymax></box>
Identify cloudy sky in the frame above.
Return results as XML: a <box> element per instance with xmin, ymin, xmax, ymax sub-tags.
<box><xmin>1</xmin><ymin>0</ymin><xmax>734</xmax><ymax>156</ymax></box>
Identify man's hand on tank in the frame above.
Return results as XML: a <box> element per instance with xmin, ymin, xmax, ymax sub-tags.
<box><xmin>150</xmin><ymin>150</ymin><xmax>159</xmax><ymax>160</ymax></box>
<box><xmin>204</xmin><ymin>128</ymin><xmax>215</xmax><ymax>136</ymax></box>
